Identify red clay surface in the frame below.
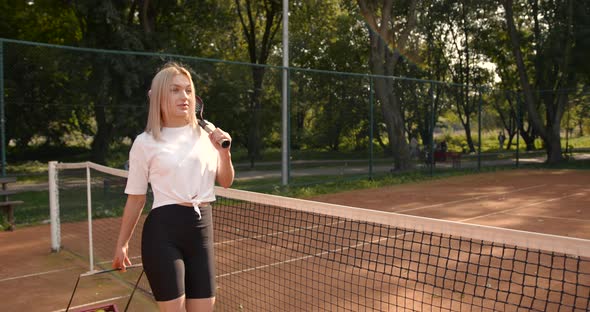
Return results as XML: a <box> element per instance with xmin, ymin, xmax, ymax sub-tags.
<box><xmin>0</xmin><ymin>169</ymin><xmax>588</xmax><ymax>311</ymax></box>
<box><xmin>312</xmin><ymin>169</ymin><xmax>590</xmax><ymax>239</ymax></box>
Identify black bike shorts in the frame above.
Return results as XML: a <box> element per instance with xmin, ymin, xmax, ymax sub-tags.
<box><xmin>141</xmin><ymin>204</ymin><xmax>215</xmax><ymax>301</ymax></box>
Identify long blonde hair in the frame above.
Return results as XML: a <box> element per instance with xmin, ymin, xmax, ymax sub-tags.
<box><xmin>145</xmin><ymin>62</ymin><xmax>198</xmax><ymax>140</ymax></box>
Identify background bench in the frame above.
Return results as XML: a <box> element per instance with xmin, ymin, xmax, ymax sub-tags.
<box><xmin>429</xmin><ymin>151</ymin><xmax>462</xmax><ymax>168</ymax></box>
<box><xmin>0</xmin><ymin>177</ymin><xmax>24</xmax><ymax>231</ymax></box>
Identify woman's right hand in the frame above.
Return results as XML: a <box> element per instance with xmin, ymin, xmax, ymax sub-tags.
<box><xmin>112</xmin><ymin>244</ymin><xmax>132</xmax><ymax>272</ymax></box>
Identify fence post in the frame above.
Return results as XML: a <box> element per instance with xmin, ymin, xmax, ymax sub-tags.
<box><xmin>477</xmin><ymin>87</ymin><xmax>482</xmax><ymax>171</ymax></box>
<box><xmin>0</xmin><ymin>40</ymin><xmax>5</xmax><ymax>176</ymax></box>
<box><xmin>516</xmin><ymin>91</ymin><xmax>521</xmax><ymax>167</ymax></box>
<box><xmin>429</xmin><ymin>82</ymin><xmax>435</xmax><ymax>176</ymax></box>
<box><xmin>369</xmin><ymin>76</ymin><xmax>374</xmax><ymax>179</ymax></box>
<box><xmin>281</xmin><ymin>0</ymin><xmax>290</xmax><ymax>186</ymax></box>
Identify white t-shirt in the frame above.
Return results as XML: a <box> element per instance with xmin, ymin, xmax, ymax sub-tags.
<box><xmin>125</xmin><ymin>124</ymin><xmax>218</xmax><ymax>216</ymax></box>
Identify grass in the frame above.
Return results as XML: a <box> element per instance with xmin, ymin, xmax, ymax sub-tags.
<box><xmin>2</xmin><ymin>190</ymin><xmax>53</xmax><ymax>230</ymax></box>
<box><xmin>6</xmin><ymin>166</ymin><xmax>476</xmax><ymax>228</ymax></box>
<box><xmin>440</xmin><ymin>131</ymin><xmax>590</xmax><ymax>153</ymax></box>
<box><xmin>3</xmin><ymin>137</ymin><xmax>588</xmax><ymax>230</ymax></box>
<box><xmin>5</xmin><ymin>160</ymin><xmax>49</xmax><ymax>183</ymax></box>
<box><xmin>5</xmin><ymin>158</ymin><xmax>588</xmax><ymax>230</ymax></box>
<box><xmin>219</xmin><ymin>157</ymin><xmax>590</xmax><ymax>198</ymax></box>
<box><xmin>8</xmin><ymin>183</ymin><xmax>153</xmax><ymax>230</ymax></box>
<box><xmin>565</xmin><ymin>135</ymin><xmax>590</xmax><ymax>148</ymax></box>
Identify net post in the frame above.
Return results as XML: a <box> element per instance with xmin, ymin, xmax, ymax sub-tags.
<box><xmin>48</xmin><ymin>161</ymin><xmax>61</xmax><ymax>252</ymax></box>
<box><xmin>86</xmin><ymin>163</ymin><xmax>94</xmax><ymax>271</ymax></box>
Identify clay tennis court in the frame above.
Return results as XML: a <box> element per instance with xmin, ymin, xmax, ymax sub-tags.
<box><xmin>0</xmin><ymin>169</ymin><xmax>588</xmax><ymax>311</ymax></box>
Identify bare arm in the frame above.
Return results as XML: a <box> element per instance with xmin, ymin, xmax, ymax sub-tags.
<box><xmin>216</xmin><ymin>149</ymin><xmax>235</xmax><ymax>188</ymax></box>
<box><xmin>210</xmin><ymin>128</ymin><xmax>235</xmax><ymax>188</ymax></box>
<box><xmin>112</xmin><ymin>194</ymin><xmax>146</xmax><ymax>271</ymax></box>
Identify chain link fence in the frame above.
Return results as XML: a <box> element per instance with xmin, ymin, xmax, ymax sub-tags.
<box><xmin>2</xmin><ymin>38</ymin><xmax>589</xmax><ymax>192</ymax></box>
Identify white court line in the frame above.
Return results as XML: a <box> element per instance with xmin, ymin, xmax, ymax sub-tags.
<box><xmin>50</xmin><ymin>295</ymin><xmax>130</xmax><ymax>312</ymax></box>
<box><xmin>395</xmin><ymin>184</ymin><xmax>546</xmax><ymax>213</ymax></box>
<box><xmin>502</xmin><ymin>213</ymin><xmax>589</xmax><ymax>222</ymax></box>
<box><xmin>217</xmin><ymin>232</ymin><xmax>391</xmax><ymax>279</ymax></box>
<box><xmin>0</xmin><ymin>267</ymin><xmax>77</xmax><ymax>283</ymax></box>
<box><xmin>460</xmin><ymin>191</ymin><xmax>586</xmax><ymax>222</ymax></box>
<box><xmin>214</xmin><ymin>220</ymin><xmax>344</xmax><ymax>246</ymax></box>
<box><xmin>0</xmin><ymin>256</ymin><xmax>143</xmax><ymax>283</ymax></box>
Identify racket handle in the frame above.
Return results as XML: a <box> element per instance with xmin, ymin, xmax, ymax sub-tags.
<box><xmin>198</xmin><ymin>120</ymin><xmax>231</xmax><ymax>148</ymax></box>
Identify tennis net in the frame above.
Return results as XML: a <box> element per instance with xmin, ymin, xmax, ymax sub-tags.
<box><xmin>49</xmin><ymin>161</ymin><xmax>590</xmax><ymax>311</ymax></box>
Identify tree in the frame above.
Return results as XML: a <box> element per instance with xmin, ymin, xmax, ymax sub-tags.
<box><xmin>234</xmin><ymin>0</ymin><xmax>282</xmax><ymax>167</ymax></box>
<box><xmin>411</xmin><ymin>1</ymin><xmax>453</xmax><ymax>151</ymax></box>
<box><xmin>502</xmin><ymin>0</ymin><xmax>582</xmax><ymax>163</ymax></box>
<box><xmin>445</xmin><ymin>1</ymin><xmax>474</xmax><ymax>153</ymax></box>
<box><xmin>476</xmin><ymin>6</ymin><xmax>538</xmax><ymax>151</ymax></box>
<box><xmin>357</xmin><ymin>0</ymin><xmax>419</xmax><ymax>170</ymax></box>
<box><xmin>70</xmin><ymin>0</ymin><xmax>152</xmax><ymax>164</ymax></box>
<box><xmin>289</xmin><ymin>0</ymin><xmax>370</xmax><ymax>153</ymax></box>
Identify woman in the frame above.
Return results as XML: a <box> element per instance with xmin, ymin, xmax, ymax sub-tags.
<box><xmin>112</xmin><ymin>62</ymin><xmax>234</xmax><ymax>312</ymax></box>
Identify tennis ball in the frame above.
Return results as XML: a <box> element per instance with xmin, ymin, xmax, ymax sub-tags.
<box><xmin>95</xmin><ymin>309</ymin><xmax>106</xmax><ymax>312</ymax></box>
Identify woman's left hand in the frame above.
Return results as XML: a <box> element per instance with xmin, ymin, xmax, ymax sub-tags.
<box><xmin>209</xmin><ymin>127</ymin><xmax>232</xmax><ymax>151</ymax></box>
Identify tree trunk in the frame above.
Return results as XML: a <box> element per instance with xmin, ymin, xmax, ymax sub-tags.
<box><xmin>358</xmin><ymin>0</ymin><xmax>418</xmax><ymax>170</ymax></box>
<box><xmin>503</xmin><ymin>0</ymin><xmax>547</xmax><ymax>140</ymax></box>
<box><xmin>519</xmin><ymin>124</ymin><xmax>536</xmax><ymax>151</ymax></box>
<box><xmin>503</xmin><ymin>0</ymin><xmax>574</xmax><ymax>164</ymax></box>
<box><xmin>544</xmin><ymin>90</ymin><xmax>570</xmax><ymax>163</ymax></box>
<box><xmin>90</xmin><ymin>66</ymin><xmax>112</xmax><ymax>164</ymax></box>
<box><xmin>371</xmin><ymin>54</ymin><xmax>411</xmax><ymax>170</ymax></box>
<box><xmin>91</xmin><ymin>105</ymin><xmax>110</xmax><ymax>164</ymax></box>
<box><xmin>463</xmin><ymin>120</ymin><xmax>475</xmax><ymax>153</ymax></box>
<box><xmin>247</xmin><ymin>66</ymin><xmax>265</xmax><ymax>168</ymax></box>
<box><xmin>545</xmin><ymin>124</ymin><xmax>562</xmax><ymax>164</ymax></box>
<box><xmin>235</xmin><ymin>0</ymin><xmax>282</xmax><ymax>168</ymax></box>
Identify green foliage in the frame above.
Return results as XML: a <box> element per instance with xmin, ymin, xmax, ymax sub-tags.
<box><xmin>9</xmin><ymin>190</ymin><xmax>50</xmax><ymax>226</ymax></box>
<box><xmin>565</xmin><ymin>136</ymin><xmax>590</xmax><ymax>149</ymax></box>
<box><xmin>0</xmin><ymin>0</ymin><xmax>80</xmax><ymax>43</ymax></box>
<box><xmin>6</xmin><ymin>153</ymin><xmax>590</xmax><ymax>229</ymax></box>
<box><xmin>260</xmin><ymin>167</ymin><xmax>500</xmax><ymax>199</ymax></box>
<box><xmin>1</xmin><ymin>0</ymin><xmax>589</xmax><ymax>169</ymax></box>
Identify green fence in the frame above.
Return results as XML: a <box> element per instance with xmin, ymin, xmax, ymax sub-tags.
<box><xmin>2</xmin><ymin>38</ymin><xmax>589</xmax><ymax>190</ymax></box>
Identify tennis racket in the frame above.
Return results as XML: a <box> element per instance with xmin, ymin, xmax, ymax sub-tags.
<box><xmin>65</xmin><ymin>264</ymin><xmax>144</xmax><ymax>312</ymax></box>
<box><xmin>195</xmin><ymin>95</ymin><xmax>231</xmax><ymax>148</ymax></box>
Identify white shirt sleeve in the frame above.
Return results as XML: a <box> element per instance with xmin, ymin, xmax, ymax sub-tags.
<box><xmin>125</xmin><ymin>135</ymin><xmax>149</xmax><ymax>195</ymax></box>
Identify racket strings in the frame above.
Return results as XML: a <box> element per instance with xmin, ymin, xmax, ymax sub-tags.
<box><xmin>195</xmin><ymin>95</ymin><xmax>205</xmax><ymax>120</ymax></box>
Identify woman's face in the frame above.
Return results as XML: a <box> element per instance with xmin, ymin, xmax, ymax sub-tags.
<box><xmin>162</xmin><ymin>74</ymin><xmax>192</xmax><ymax>127</ymax></box>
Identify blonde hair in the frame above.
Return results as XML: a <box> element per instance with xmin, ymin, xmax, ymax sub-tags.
<box><xmin>145</xmin><ymin>62</ymin><xmax>198</xmax><ymax>140</ymax></box>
